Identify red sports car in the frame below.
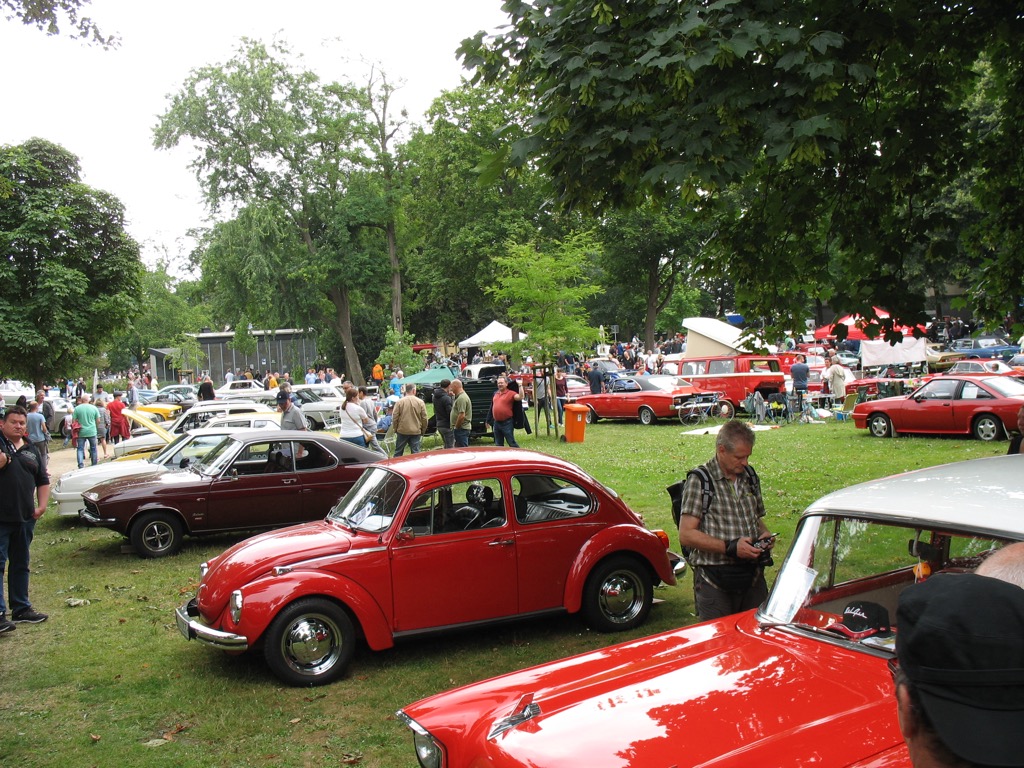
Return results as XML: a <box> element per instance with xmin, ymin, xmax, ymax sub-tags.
<box><xmin>397</xmin><ymin>456</ymin><xmax>1024</xmax><ymax>768</ymax></box>
<box><xmin>574</xmin><ymin>374</ymin><xmax>700</xmax><ymax>424</ymax></box>
<box><xmin>175</xmin><ymin>448</ymin><xmax>677</xmax><ymax>686</ymax></box>
<box><xmin>852</xmin><ymin>374</ymin><xmax>1024</xmax><ymax>440</ymax></box>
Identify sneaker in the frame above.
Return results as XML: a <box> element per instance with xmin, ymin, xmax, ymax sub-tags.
<box><xmin>0</xmin><ymin>615</ymin><xmax>15</xmax><ymax>635</ymax></box>
<box><xmin>11</xmin><ymin>608</ymin><xmax>48</xmax><ymax>624</ymax></box>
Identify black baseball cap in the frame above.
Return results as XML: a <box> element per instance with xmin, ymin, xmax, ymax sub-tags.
<box><xmin>824</xmin><ymin>600</ymin><xmax>892</xmax><ymax>640</ymax></box>
<box><xmin>896</xmin><ymin>573</ymin><xmax>1024</xmax><ymax>766</ymax></box>
<box><xmin>275</xmin><ymin>391</ymin><xmax>290</xmax><ymax>404</ymax></box>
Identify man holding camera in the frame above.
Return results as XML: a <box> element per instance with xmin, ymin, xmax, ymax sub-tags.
<box><xmin>677</xmin><ymin>420</ymin><xmax>775</xmax><ymax>621</ymax></box>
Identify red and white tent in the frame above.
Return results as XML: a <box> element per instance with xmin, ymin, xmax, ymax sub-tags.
<box><xmin>813</xmin><ymin>307</ymin><xmax>924</xmax><ymax>341</ymax></box>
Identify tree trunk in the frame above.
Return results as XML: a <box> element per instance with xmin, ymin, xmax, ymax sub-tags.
<box><xmin>388</xmin><ymin>220</ymin><xmax>402</xmax><ymax>334</ymax></box>
<box><xmin>645</xmin><ymin>261</ymin><xmax>660</xmax><ymax>351</ymax></box>
<box><xmin>327</xmin><ymin>284</ymin><xmax>364</xmax><ymax>384</ymax></box>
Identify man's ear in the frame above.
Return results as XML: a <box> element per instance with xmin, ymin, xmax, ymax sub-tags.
<box><xmin>895</xmin><ymin>683</ymin><xmax>919</xmax><ymax>743</ymax></box>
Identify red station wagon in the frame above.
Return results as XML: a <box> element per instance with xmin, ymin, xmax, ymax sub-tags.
<box><xmin>175</xmin><ymin>449</ymin><xmax>677</xmax><ymax>686</ymax></box>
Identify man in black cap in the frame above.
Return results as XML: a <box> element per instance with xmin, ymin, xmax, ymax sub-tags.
<box><xmin>894</xmin><ymin>572</ymin><xmax>1024</xmax><ymax>768</ymax></box>
<box><xmin>277</xmin><ymin>390</ymin><xmax>306</xmax><ymax>431</ymax></box>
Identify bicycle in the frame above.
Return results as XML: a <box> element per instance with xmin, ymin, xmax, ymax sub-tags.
<box><xmin>678</xmin><ymin>393</ymin><xmax>734</xmax><ymax>425</ymax></box>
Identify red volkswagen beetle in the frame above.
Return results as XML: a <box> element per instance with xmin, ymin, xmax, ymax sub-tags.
<box><xmin>175</xmin><ymin>448</ymin><xmax>676</xmax><ymax>686</ymax></box>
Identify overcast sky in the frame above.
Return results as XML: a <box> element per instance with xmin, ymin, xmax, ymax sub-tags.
<box><xmin>1</xmin><ymin>0</ymin><xmax>507</xmax><ymax>273</ymax></box>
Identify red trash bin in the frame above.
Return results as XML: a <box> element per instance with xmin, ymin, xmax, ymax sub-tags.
<box><xmin>562</xmin><ymin>404</ymin><xmax>589</xmax><ymax>443</ymax></box>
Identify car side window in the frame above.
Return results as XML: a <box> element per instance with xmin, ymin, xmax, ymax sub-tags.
<box><xmin>231</xmin><ymin>441</ymin><xmax>274</xmax><ymax>475</ymax></box>
<box><xmin>512</xmin><ymin>475</ymin><xmax>593</xmax><ymax>524</ymax></box>
<box><xmin>708</xmin><ymin>359</ymin><xmax>735</xmax><ymax>374</ymax></box>
<box><xmin>958</xmin><ymin>382</ymin><xmax>992</xmax><ymax>400</ymax></box>
<box><xmin>404</xmin><ymin>479</ymin><xmax>505</xmax><ymax>535</ymax></box>
<box><xmin>293</xmin><ymin>441</ymin><xmax>336</xmax><ymax>472</ymax></box>
<box><xmin>918</xmin><ymin>380</ymin><xmax>958</xmax><ymax>400</ymax></box>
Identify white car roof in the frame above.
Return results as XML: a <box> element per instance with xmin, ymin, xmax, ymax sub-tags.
<box><xmin>806</xmin><ymin>455</ymin><xmax>1024</xmax><ymax>538</ymax></box>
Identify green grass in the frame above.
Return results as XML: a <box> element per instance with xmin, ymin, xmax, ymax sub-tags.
<box><xmin>0</xmin><ymin>419</ymin><xmax>1003</xmax><ymax>767</ymax></box>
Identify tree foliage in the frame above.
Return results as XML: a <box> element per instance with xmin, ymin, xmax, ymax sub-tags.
<box><xmin>462</xmin><ymin>0</ymin><xmax>1024</xmax><ymax>333</ymax></box>
<box><xmin>488</xmin><ymin>233</ymin><xmax>602</xmax><ymax>364</ymax></box>
<box><xmin>155</xmin><ymin>39</ymin><xmax>397</xmax><ymax>380</ymax></box>
<box><xmin>0</xmin><ymin>138</ymin><xmax>141</xmax><ymax>387</ymax></box>
<box><xmin>2</xmin><ymin>0</ymin><xmax>115</xmax><ymax>45</ymax></box>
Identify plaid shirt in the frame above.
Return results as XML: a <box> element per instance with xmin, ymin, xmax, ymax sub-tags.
<box><xmin>680</xmin><ymin>455</ymin><xmax>766</xmax><ymax>567</ymax></box>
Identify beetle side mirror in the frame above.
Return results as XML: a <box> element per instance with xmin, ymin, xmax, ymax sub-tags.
<box><xmin>397</xmin><ymin>527</ymin><xmax>416</xmax><ymax>541</ymax></box>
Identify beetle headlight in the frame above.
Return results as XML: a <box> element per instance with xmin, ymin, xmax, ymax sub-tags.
<box><xmin>229</xmin><ymin>590</ymin><xmax>243</xmax><ymax>624</ymax></box>
<box><xmin>199</xmin><ymin>561</ymin><xmax>209</xmax><ymax>579</ymax></box>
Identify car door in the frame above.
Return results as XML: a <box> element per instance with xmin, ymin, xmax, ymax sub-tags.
<box><xmin>605</xmin><ymin>379</ymin><xmax>641</xmax><ymax>417</ymax></box>
<box><xmin>899</xmin><ymin>379</ymin><xmax>958</xmax><ymax>433</ymax></box>
<box><xmin>205</xmin><ymin>439</ymin><xmax>307</xmax><ymax>532</ymax></box>
<box><xmin>389</xmin><ymin>478</ymin><xmax>517</xmax><ymax>632</ymax></box>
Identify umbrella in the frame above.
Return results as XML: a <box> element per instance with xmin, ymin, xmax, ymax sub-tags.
<box><xmin>400</xmin><ymin>367</ymin><xmax>458</xmax><ymax>387</ymax></box>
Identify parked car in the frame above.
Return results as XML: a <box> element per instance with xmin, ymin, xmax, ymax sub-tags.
<box><xmin>113</xmin><ymin>401</ymin><xmax>274</xmax><ymax>458</ymax></box>
<box><xmin>949</xmin><ymin>335</ymin><xmax>1020</xmax><ymax>360</ymax></box>
<box><xmin>215</xmin><ymin>379</ymin><xmax>266</xmax><ymax>395</ymax></box>
<box><xmin>562</xmin><ymin>374</ymin><xmax>589</xmax><ymax>400</ymax></box>
<box><xmin>852</xmin><ymin>374</ymin><xmax>1024</xmax><ymax>440</ymax></box>
<box><xmin>940</xmin><ymin>359</ymin><xmax>1020</xmax><ymax>377</ymax></box>
<box><xmin>81</xmin><ymin>430</ymin><xmax>378</xmax><ymax>558</ymax></box>
<box><xmin>396</xmin><ymin>454</ymin><xmax>1024</xmax><ymax>768</ymax></box>
<box><xmin>661</xmin><ymin>354</ymin><xmax>786</xmax><ymax>412</ymax></box>
<box><xmin>54</xmin><ymin>427</ymin><xmax>261</xmax><ymax>516</ymax></box>
<box><xmin>574</xmin><ymin>375</ymin><xmax>702</xmax><ymax>424</ymax></box>
<box><xmin>43</xmin><ymin>396</ymin><xmax>73</xmax><ymax>436</ymax></box>
<box><xmin>134</xmin><ymin>394</ymin><xmax>183</xmax><ymax>423</ymax></box>
<box><xmin>925</xmin><ymin>342</ymin><xmax>966</xmax><ymax>371</ymax></box>
<box><xmin>175</xmin><ymin>448</ymin><xmax>677</xmax><ymax>686</ymax></box>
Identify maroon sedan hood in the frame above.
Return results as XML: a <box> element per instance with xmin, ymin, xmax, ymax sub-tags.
<box><xmin>199</xmin><ymin>521</ymin><xmax>353</xmax><ymax>613</ymax></box>
<box><xmin>403</xmin><ymin>612</ymin><xmax>902</xmax><ymax>768</ymax></box>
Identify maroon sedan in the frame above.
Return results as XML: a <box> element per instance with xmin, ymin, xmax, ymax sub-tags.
<box><xmin>80</xmin><ymin>430</ymin><xmax>379</xmax><ymax>557</ymax></box>
<box><xmin>852</xmin><ymin>375</ymin><xmax>1024</xmax><ymax>440</ymax></box>
<box><xmin>574</xmin><ymin>374</ymin><xmax>699</xmax><ymax>424</ymax></box>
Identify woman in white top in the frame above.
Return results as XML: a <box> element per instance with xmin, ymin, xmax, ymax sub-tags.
<box><xmin>338</xmin><ymin>389</ymin><xmax>369</xmax><ymax>448</ymax></box>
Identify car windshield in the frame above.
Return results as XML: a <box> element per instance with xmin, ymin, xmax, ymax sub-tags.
<box><xmin>757</xmin><ymin>514</ymin><xmax>1015</xmax><ymax>645</ymax></box>
<box><xmin>646</xmin><ymin>375</ymin><xmax>696</xmax><ymax>392</ymax></box>
<box><xmin>978</xmin><ymin>337</ymin><xmax>1010</xmax><ymax>348</ymax></box>
<box><xmin>292</xmin><ymin>389</ymin><xmax>323</xmax><ymax>403</ymax></box>
<box><xmin>192</xmin><ymin>436</ymin><xmax>243</xmax><ymax>476</ymax></box>
<box><xmin>149</xmin><ymin>433</ymin><xmax>193</xmax><ymax>464</ymax></box>
<box><xmin>982</xmin><ymin>376</ymin><xmax>1024</xmax><ymax>397</ymax></box>
<box><xmin>328</xmin><ymin>467</ymin><xmax>407</xmax><ymax>533</ymax></box>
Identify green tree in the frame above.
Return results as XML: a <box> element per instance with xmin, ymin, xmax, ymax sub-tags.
<box><xmin>462</xmin><ymin>0</ymin><xmax>1024</xmax><ymax>332</ymax></box>
<box><xmin>155</xmin><ymin>39</ymin><xmax>394</xmax><ymax>381</ymax></box>
<box><xmin>375</xmin><ymin>326</ymin><xmax>422</xmax><ymax>378</ymax></box>
<box><xmin>0</xmin><ymin>138</ymin><xmax>141</xmax><ymax>389</ymax></box>
<box><xmin>402</xmin><ymin>83</ymin><xmax>569</xmax><ymax>343</ymax></box>
<box><xmin>488</xmin><ymin>233</ymin><xmax>602</xmax><ymax>365</ymax></box>
<box><xmin>106</xmin><ymin>263</ymin><xmax>209</xmax><ymax>372</ymax></box>
<box><xmin>2</xmin><ymin>0</ymin><xmax>115</xmax><ymax>45</ymax></box>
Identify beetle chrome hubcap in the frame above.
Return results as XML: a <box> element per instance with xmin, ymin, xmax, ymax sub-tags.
<box><xmin>282</xmin><ymin>616</ymin><xmax>342</xmax><ymax>673</ymax></box>
<box><xmin>599</xmin><ymin>571</ymin><xmax>642</xmax><ymax>623</ymax></box>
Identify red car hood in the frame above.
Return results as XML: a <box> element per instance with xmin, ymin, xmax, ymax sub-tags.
<box><xmin>199</xmin><ymin>521</ymin><xmax>354</xmax><ymax>613</ymax></box>
<box><xmin>402</xmin><ymin>612</ymin><xmax>903</xmax><ymax>768</ymax></box>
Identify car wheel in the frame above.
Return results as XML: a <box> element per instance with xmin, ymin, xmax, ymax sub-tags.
<box><xmin>638</xmin><ymin>406</ymin><xmax>656</xmax><ymax>425</ymax></box>
<box><xmin>129</xmin><ymin>511</ymin><xmax>184</xmax><ymax>558</ymax></box>
<box><xmin>263</xmin><ymin>598</ymin><xmax>356</xmax><ymax>687</ymax></box>
<box><xmin>868</xmin><ymin>413</ymin><xmax>892</xmax><ymax>438</ymax></box>
<box><xmin>585</xmin><ymin>407</ymin><xmax>599</xmax><ymax>424</ymax></box>
<box><xmin>582</xmin><ymin>556</ymin><xmax>653</xmax><ymax>632</ymax></box>
<box><xmin>304</xmin><ymin>415</ymin><xmax>318</xmax><ymax>431</ymax></box>
<box><xmin>715</xmin><ymin>400</ymin><xmax>736</xmax><ymax>420</ymax></box>
<box><xmin>972</xmin><ymin>415</ymin><xmax>1004</xmax><ymax>442</ymax></box>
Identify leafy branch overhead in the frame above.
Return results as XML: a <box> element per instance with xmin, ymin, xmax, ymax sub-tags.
<box><xmin>461</xmin><ymin>0</ymin><xmax>1024</xmax><ymax>334</ymax></box>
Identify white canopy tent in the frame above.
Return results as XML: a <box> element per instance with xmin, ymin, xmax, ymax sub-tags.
<box><xmin>457</xmin><ymin>320</ymin><xmax>526</xmax><ymax>349</ymax></box>
<box><xmin>859</xmin><ymin>337</ymin><xmax>929</xmax><ymax>367</ymax></box>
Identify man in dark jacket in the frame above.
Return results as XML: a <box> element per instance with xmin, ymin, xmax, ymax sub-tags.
<box><xmin>432</xmin><ymin>380</ymin><xmax>454</xmax><ymax>449</ymax></box>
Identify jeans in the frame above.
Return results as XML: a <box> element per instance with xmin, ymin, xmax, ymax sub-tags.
<box><xmin>393</xmin><ymin>433</ymin><xmax>421</xmax><ymax>456</ymax></box>
<box><xmin>76</xmin><ymin>435</ymin><xmax>98</xmax><ymax>468</ymax></box>
<box><xmin>0</xmin><ymin>519</ymin><xmax>36</xmax><ymax>616</ymax></box>
<box><xmin>340</xmin><ymin>435</ymin><xmax>366</xmax><ymax>448</ymax></box>
<box><xmin>556</xmin><ymin>397</ymin><xmax>566</xmax><ymax>424</ymax></box>
<box><xmin>437</xmin><ymin>427</ymin><xmax>455</xmax><ymax>449</ymax></box>
<box><xmin>453</xmin><ymin>428</ymin><xmax>470</xmax><ymax>447</ymax></box>
<box><xmin>492</xmin><ymin>418</ymin><xmax>518</xmax><ymax>447</ymax></box>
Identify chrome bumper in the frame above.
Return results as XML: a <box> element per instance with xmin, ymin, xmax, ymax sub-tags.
<box><xmin>174</xmin><ymin>603</ymin><xmax>249</xmax><ymax>651</ymax></box>
<box><xmin>78</xmin><ymin>509</ymin><xmax>116</xmax><ymax>527</ymax></box>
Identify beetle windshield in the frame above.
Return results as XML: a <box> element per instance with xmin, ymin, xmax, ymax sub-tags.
<box><xmin>329</xmin><ymin>467</ymin><xmax>407</xmax><ymax>533</ymax></box>
<box><xmin>758</xmin><ymin>514</ymin><xmax>1015</xmax><ymax>645</ymax></box>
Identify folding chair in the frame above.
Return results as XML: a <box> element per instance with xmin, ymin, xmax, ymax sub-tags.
<box><xmin>834</xmin><ymin>393</ymin><xmax>858</xmax><ymax>422</ymax></box>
